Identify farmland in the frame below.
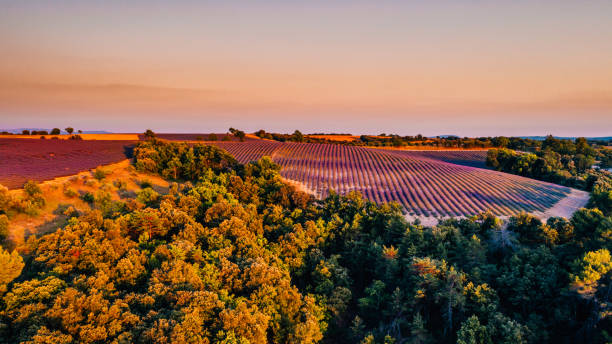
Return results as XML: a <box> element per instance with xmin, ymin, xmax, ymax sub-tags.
<box><xmin>0</xmin><ymin>138</ymin><xmax>134</xmax><ymax>189</ymax></box>
<box><xmin>0</xmin><ymin>137</ymin><xmax>583</xmax><ymax>218</ymax></box>
<box><xmin>208</xmin><ymin>141</ymin><xmax>574</xmax><ymax>217</ymax></box>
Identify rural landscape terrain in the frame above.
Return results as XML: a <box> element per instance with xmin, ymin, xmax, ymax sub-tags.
<box><xmin>0</xmin><ymin>129</ymin><xmax>611</xmax><ymax>344</ymax></box>
<box><xmin>2</xmin><ymin>1</ymin><xmax>612</xmax><ymax>343</ymax></box>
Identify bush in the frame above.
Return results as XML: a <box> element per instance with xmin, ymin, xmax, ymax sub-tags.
<box><xmin>81</xmin><ymin>192</ymin><xmax>95</xmax><ymax>203</ymax></box>
<box><xmin>113</xmin><ymin>180</ymin><xmax>128</xmax><ymax>190</ymax></box>
<box><xmin>140</xmin><ymin>179</ymin><xmax>153</xmax><ymax>189</ymax></box>
<box><xmin>63</xmin><ymin>187</ymin><xmax>78</xmax><ymax>198</ymax></box>
<box><xmin>93</xmin><ymin>168</ymin><xmax>109</xmax><ymax>181</ymax></box>
<box><xmin>23</xmin><ymin>181</ymin><xmax>41</xmax><ymax>198</ymax></box>
<box><xmin>136</xmin><ymin>187</ymin><xmax>159</xmax><ymax>205</ymax></box>
<box><xmin>23</xmin><ymin>181</ymin><xmax>45</xmax><ymax>208</ymax></box>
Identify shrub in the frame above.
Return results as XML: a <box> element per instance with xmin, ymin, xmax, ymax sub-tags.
<box><xmin>23</xmin><ymin>181</ymin><xmax>41</xmax><ymax>198</ymax></box>
<box><xmin>63</xmin><ymin>187</ymin><xmax>78</xmax><ymax>198</ymax></box>
<box><xmin>84</xmin><ymin>179</ymin><xmax>97</xmax><ymax>187</ymax></box>
<box><xmin>81</xmin><ymin>192</ymin><xmax>95</xmax><ymax>203</ymax></box>
<box><xmin>140</xmin><ymin>179</ymin><xmax>153</xmax><ymax>189</ymax></box>
<box><xmin>113</xmin><ymin>180</ymin><xmax>128</xmax><ymax>190</ymax></box>
<box><xmin>136</xmin><ymin>187</ymin><xmax>159</xmax><ymax>205</ymax></box>
<box><xmin>93</xmin><ymin>168</ymin><xmax>109</xmax><ymax>181</ymax></box>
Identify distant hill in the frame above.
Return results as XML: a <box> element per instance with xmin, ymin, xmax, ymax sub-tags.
<box><xmin>431</xmin><ymin>135</ymin><xmax>611</xmax><ymax>141</ymax></box>
<box><xmin>519</xmin><ymin>136</ymin><xmax>612</xmax><ymax>141</ymax></box>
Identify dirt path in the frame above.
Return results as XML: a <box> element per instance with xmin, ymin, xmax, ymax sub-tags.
<box><xmin>403</xmin><ymin>188</ymin><xmax>589</xmax><ymax>226</ymax></box>
<box><xmin>531</xmin><ymin>188</ymin><xmax>590</xmax><ymax>220</ymax></box>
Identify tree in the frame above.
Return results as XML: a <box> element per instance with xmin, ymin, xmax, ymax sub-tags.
<box><xmin>65</xmin><ymin>127</ymin><xmax>74</xmax><ymax>134</ymax></box>
<box><xmin>0</xmin><ymin>246</ymin><xmax>24</xmax><ymax>293</ymax></box>
<box><xmin>144</xmin><ymin>129</ymin><xmax>156</xmax><ymax>140</ymax></box>
<box><xmin>493</xmin><ymin>136</ymin><xmax>509</xmax><ymax>148</ymax></box>
<box><xmin>573</xmin><ymin>154</ymin><xmax>595</xmax><ymax>173</ymax></box>
<box><xmin>236</xmin><ymin>130</ymin><xmax>246</xmax><ymax>142</ymax></box>
<box><xmin>0</xmin><ymin>214</ymin><xmax>8</xmax><ymax>243</ymax></box>
<box><xmin>229</xmin><ymin>128</ymin><xmax>246</xmax><ymax>141</ymax></box>
<box><xmin>457</xmin><ymin>315</ymin><xmax>487</xmax><ymax>344</ymax></box>
<box><xmin>50</xmin><ymin>128</ymin><xmax>61</xmax><ymax>135</ymax></box>
<box><xmin>292</xmin><ymin>130</ymin><xmax>304</xmax><ymax>142</ymax></box>
<box><xmin>571</xmin><ymin>249</ymin><xmax>612</xmax><ymax>298</ymax></box>
<box><xmin>408</xmin><ymin>313</ymin><xmax>433</xmax><ymax>344</ymax></box>
<box><xmin>21</xmin><ymin>130</ymin><xmax>30</xmax><ymax>135</ymax></box>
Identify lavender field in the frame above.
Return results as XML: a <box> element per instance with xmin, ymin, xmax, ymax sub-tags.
<box><xmin>209</xmin><ymin>141</ymin><xmax>572</xmax><ymax>217</ymax></box>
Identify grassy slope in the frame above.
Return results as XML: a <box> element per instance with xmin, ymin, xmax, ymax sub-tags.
<box><xmin>7</xmin><ymin>160</ymin><xmax>168</xmax><ymax>249</ymax></box>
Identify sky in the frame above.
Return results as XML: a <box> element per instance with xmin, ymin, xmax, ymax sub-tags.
<box><xmin>0</xmin><ymin>0</ymin><xmax>611</xmax><ymax>136</ymax></box>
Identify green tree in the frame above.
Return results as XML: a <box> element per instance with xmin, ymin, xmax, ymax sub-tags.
<box><xmin>571</xmin><ymin>249</ymin><xmax>612</xmax><ymax>297</ymax></box>
<box><xmin>457</xmin><ymin>315</ymin><xmax>487</xmax><ymax>344</ymax></box>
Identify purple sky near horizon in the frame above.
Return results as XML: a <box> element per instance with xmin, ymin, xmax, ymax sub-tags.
<box><xmin>0</xmin><ymin>1</ymin><xmax>611</xmax><ymax>136</ymax></box>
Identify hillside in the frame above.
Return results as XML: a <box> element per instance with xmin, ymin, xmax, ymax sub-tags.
<box><xmin>208</xmin><ymin>141</ymin><xmax>578</xmax><ymax>218</ymax></box>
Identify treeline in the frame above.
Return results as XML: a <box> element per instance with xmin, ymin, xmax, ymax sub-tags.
<box><xmin>253</xmin><ymin>129</ymin><xmax>518</xmax><ymax>148</ymax></box>
<box><xmin>1</xmin><ymin>127</ymin><xmax>81</xmax><ymax>136</ymax></box>
<box><xmin>254</xmin><ymin>129</ymin><xmax>306</xmax><ymax>142</ymax></box>
<box><xmin>251</xmin><ymin>128</ymin><xmax>611</xmax><ymax>151</ymax></box>
<box><xmin>0</xmin><ymin>138</ymin><xmax>609</xmax><ymax>343</ymax></box>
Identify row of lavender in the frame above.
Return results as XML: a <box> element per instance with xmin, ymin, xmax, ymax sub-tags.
<box><xmin>209</xmin><ymin>141</ymin><xmax>570</xmax><ymax>217</ymax></box>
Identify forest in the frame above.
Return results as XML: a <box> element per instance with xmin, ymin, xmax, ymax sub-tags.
<box><xmin>0</xmin><ymin>137</ymin><xmax>610</xmax><ymax>343</ymax></box>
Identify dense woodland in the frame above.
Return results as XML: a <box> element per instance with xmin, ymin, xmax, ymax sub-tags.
<box><xmin>0</xmin><ymin>137</ymin><xmax>609</xmax><ymax>343</ymax></box>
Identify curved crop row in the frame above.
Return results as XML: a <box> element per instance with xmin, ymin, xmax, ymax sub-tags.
<box><xmin>209</xmin><ymin>141</ymin><xmax>571</xmax><ymax>217</ymax></box>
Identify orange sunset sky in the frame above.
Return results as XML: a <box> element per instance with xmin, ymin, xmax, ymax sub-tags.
<box><xmin>1</xmin><ymin>1</ymin><xmax>611</xmax><ymax>136</ymax></box>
